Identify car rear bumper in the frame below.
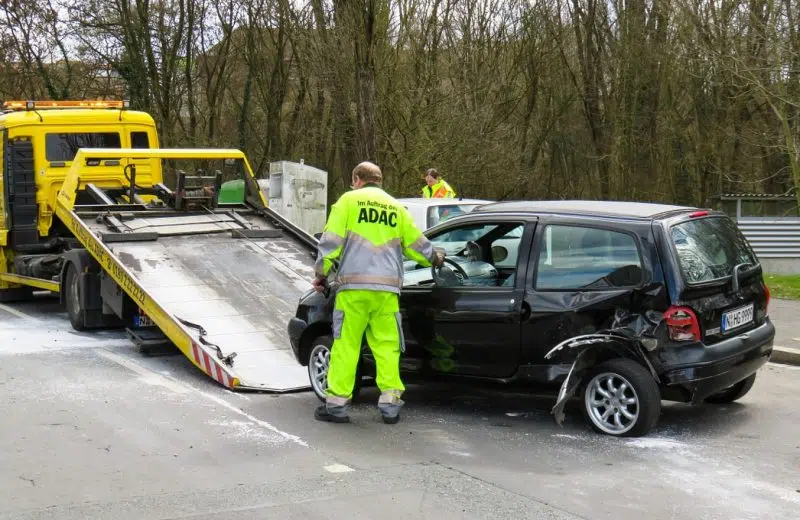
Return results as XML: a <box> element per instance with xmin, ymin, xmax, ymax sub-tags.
<box><xmin>658</xmin><ymin>319</ymin><xmax>774</xmax><ymax>403</ymax></box>
<box><xmin>288</xmin><ymin>317</ymin><xmax>308</xmax><ymax>364</ymax></box>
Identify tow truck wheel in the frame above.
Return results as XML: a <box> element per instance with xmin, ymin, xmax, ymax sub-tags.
<box><xmin>308</xmin><ymin>335</ymin><xmax>361</xmax><ymax>403</ymax></box>
<box><xmin>64</xmin><ymin>263</ymin><xmax>86</xmax><ymax>331</ymax></box>
<box><xmin>581</xmin><ymin>358</ymin><xmax>661</xmax><ymax>437</ymax></box>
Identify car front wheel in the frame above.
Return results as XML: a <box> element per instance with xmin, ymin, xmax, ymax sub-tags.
<box><xmin>581</xmin><ymin>358</ymin><xmax>661</xmax><ymax>437</ymax></box>
<box><xmin>307</xmin><ymin>335</ymin><xmax>361</xmax><ymax>403</ymax></box>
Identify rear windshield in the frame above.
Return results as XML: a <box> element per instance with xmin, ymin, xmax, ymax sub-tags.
<box><xmin>670</xmin><ymin>216</ymin><xmax>758</xmax><ymax>284</ymax></box>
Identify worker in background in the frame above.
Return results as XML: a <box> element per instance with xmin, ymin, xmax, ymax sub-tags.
<box><xmin>421</xmin><ymin>168</ymin><xmax>456</xmax><ymax>198</ymax></box>
<box><xmin>312</xmin><ymin>161</ymin><xmax>446</xmax><ymax>425</ymax></box>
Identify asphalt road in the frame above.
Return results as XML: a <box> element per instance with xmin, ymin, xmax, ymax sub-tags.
<box><xmin>1</xmin><ymin>295</ymin><xmax>798</xmax><ymax>520</ymax></box>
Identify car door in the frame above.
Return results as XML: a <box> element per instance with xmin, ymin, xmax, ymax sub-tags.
<box><xmin>400</xmin><ymin>217</ymin><xmax>536</xmax><ymax>378</ymax></box>
<box><xmin>520</xmin><ymin>218</ymin><xmax>649</xmax><ymax>372</ymax></box>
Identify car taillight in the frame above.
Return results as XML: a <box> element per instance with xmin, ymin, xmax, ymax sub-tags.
<box><xmin>764</xmin><ymin>283</ymin><xmax>770</xmax><ymax>316</ymax></box>
<box><xmin>664</xmin><ymin>306</ymin><xmax>701</xmax><ymax>342</ymax></box>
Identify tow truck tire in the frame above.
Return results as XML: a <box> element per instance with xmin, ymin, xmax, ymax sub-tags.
<box><xmin>308</xmin><ymin>334</ymin><xmax>362</xmax><ymax>403</ymax></box>
<box><xmin>64</xmin><ymin>263</ymin><xmax>86</xmax><ymax>331</ymax></box>
<box><xmin>704</xmin><ymin>373</ymin><xmax>756</xmax><ymax>404</ymax></box>
<box><xmin>581</xmin><ymin>358</ymin><xmax>661</xmax><ymax>438</ymax></box>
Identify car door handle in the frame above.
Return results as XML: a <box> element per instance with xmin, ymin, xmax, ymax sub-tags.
<box><xmin>520</xmin><ymin>301</ymin><xmax>531</xmax><ymax>321</ymax></box>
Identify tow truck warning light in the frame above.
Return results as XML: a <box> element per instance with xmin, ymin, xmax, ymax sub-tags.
<box><xmin>2</xmin><ymin>100</ymin><xmax>130</xmax><ymax>110</ymax></box>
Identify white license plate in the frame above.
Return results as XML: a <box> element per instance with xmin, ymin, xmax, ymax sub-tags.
<box><xmin>721</xmin><ymin>304</ymin><xmax>754</xmax><ymax>332</ymax></box>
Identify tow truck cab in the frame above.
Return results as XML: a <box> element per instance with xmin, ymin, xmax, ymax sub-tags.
<box><xmin>0</xmin><ymin>100</ymin><xmax>160</xmax><ymax>294</ymax></box>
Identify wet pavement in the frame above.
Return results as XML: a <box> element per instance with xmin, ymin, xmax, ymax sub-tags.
<box><xmin>0</xmin><ymin>295</ymin><xmax>798</xmax><ymax>519</ymax></box>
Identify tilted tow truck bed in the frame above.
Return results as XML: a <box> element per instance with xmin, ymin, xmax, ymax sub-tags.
<box><xmin>54</xmin><ymin>148</ymin><xmax>319</xmax><ymax>391</ymax></box>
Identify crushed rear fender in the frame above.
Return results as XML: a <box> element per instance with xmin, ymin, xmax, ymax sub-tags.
<box><xmin>545</xmin><ymin>307</ymin><xmax>665</xmax><ymax>426</ymax></box>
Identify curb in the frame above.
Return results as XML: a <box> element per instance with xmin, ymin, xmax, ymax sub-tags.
<box><xmin>771</xmin><ymin>346</ymin><xmax>800</xmax><ymax>366</ymax></box>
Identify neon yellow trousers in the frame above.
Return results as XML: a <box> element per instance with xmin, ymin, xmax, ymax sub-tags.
<box><xmin>327</xmin><ymin>289</ymin><xmax>405</xmax><ymax>400</ymax></box>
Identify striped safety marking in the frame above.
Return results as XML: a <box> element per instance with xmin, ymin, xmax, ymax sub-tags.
<box><xmin>191</xmin><ymin>341</ymin><xmax>234</xmax><ymax>388</ymax></box>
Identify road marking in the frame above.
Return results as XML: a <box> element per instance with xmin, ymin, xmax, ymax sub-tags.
<box><xmin>185</xmin><ymin>382</ymin><xmax>310</xmax><ymax>448</ymax></box>
<box><xmin>324</xmin><ymin>464</ymin><xmax>354</xmax><ymax>473</ymax></box>
<box><xmin>0</xmin><ymin>303</ymin><xmax>38</xmax><ymax>321</ymax></box>
<box><xmin>97</xmin><ymin>349</ymin><xmax>190</xmax><ymax>394</ymax></box>
<box><xmin>96</xmin><ymin>348</ymin><xmax>310</xmax><ymax>447</ymax></box>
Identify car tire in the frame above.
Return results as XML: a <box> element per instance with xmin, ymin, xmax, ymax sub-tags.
<box><xmin>307</xmin><ymin>335</ymin><xmax>362</xmax><ymax>403</ymax></box>
<box><xmin>64</xmin><ymin>263</ymin><xmax>86</xmax><ymax>332</ymax></box>
<box><xmin>581</xmin><ymin>358</ymin><xmax>661</xmax><ymax>438</ymax></box>
<box><xmin>704</xmin><ymin>374</ymin><xmax>756</xmax><ymax>404</ymax></box>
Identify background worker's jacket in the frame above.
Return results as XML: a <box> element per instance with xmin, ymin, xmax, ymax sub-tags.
<box><xmin>421</xmin><ymin>179</ymin><xmax>456</xmax><ymax>198</ymax></box>
<box><xmin>315</xmin><ymin>184</ymin><xmax>435</xmax><ymax>294</ymax></box>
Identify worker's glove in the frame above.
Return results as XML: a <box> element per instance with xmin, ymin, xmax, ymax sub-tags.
<box><xmin>432</xmin><ymin>248</ymin><xmax>446</xmax><ymax>267</ymax></box>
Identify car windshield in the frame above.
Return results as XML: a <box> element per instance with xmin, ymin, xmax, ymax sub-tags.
<box><xmin>427</xmin><ymin>204</ymin><xmax>482</xmax><ymax>228</ymax></box>
<box><xmin>670</xmin><ymin>216</ymin><xmax>758</xmax><ymax>284</ymax></box>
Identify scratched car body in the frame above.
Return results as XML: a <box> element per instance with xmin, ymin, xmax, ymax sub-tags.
<box><xmin>289</xmin><ymin>201</ymin><xmax>775</xmax><ymax>437</ymax></box>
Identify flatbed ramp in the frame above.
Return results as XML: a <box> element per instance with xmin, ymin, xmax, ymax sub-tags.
<box><xmin>100</xmin><ymin>221</ymin><xmax>315</xmax><ymax>391</ymax></box>
<box><xmin>51</xmin><ymin>148</ymin><xmax>321</xmax><ymax>392</ymax></box>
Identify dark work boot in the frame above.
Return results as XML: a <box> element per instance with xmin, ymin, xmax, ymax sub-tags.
<box><xmin>378</xmin><ymin>389</ymin><xmax>404</xmax><ymax>425</ymax></box>
<box><xmin>314</xmin><ymin>405</ymin><xmax>350</xmax><ymax>424</ymax></box>
<box><xmin>382</xmin><ymin>412</ymin><xmax>400</xmax><ymax>425</ymax></box>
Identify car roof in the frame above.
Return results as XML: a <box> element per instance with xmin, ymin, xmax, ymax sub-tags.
<box><xmin>396</xmin><ymin>197</ymin><xmax>492</xmax><ymax>207</ymax></box>
<box><xmin>472</xmin><ymin>200</ymin><xmax>699</xmax><ymax>219</ymax></box>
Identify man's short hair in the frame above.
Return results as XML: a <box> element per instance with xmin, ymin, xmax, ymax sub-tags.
<box><xmin>426</xmin><ymin>168</ymin><xmax>439</xmax><ymax>179</ymax></box>
<box><xmin>353</xmin><ymin>161</ymin><xmax>382</xmax><ymax>183</ymax></box>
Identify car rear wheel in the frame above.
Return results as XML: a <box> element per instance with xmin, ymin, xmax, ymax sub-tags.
<box><xmin>581</xmin><ymin>358</ymin><xmax>661</xmax><ymax>437</ymax></box>
<box><xmin>307</xmin><ymin>335</ymin><xmax>361</xmax><ymax>403</ymax></box>
<box><xmin>704</xmin><ymin>374</ymin><xmax>756</xmax><ymax>404</ymax></box>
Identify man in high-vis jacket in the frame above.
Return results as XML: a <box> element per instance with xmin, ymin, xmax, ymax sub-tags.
<box><xmin>312</xmin><ymin>161</ymin><xmax>445</xmax><ymax>424</ymax></box>
<box><xmin>421</xmin><ymin>168</ymin><xmax>456</xmax><ymax>198</ymax></box>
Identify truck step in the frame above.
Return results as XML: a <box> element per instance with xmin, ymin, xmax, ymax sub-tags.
<box><xmin>126</xmin><ymin>326</ymin><xmax>180</xmax><ymax>357</ymax></box>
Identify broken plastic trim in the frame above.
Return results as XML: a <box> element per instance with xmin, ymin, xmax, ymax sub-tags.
<box><xmin>546</xmin><ymin>308</ymin><xmax>665</xmax><ymax>426</ymax></box>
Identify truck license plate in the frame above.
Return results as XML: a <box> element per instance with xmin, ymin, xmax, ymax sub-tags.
<box><xmin>721</xmin><ymin>304</ymin><xmax>754</xmax><ymax>332</ymax></box>
<box><xmin>134</xmin><ymin>313</ymin><xmax>154</xmax><ymax>327</ymax></box>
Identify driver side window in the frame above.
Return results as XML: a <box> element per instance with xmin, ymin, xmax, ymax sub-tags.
<box><xmin>406</xmin><ymin>221</ymin><xmax>525</xmax><ymax>288</ymax></box>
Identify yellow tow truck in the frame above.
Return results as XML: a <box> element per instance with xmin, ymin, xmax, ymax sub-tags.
<box><xmin>0</xmin><ymin>100</ymin><xmax>319</xmax><ymax>392</ymax></box>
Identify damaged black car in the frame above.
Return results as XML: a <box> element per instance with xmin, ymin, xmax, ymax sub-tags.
<box><xmin>288</xmin><ymin>201</ymin><xmax>774</xmax><ymax>437</ymax></box>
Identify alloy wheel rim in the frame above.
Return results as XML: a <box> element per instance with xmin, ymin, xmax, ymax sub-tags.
<box><xmin>585</xmin><ymin>372</ymin><xmax>640</xmax><ymax>435</ymax></box>
<box><xmin>309</xmin><ymin>344</ymin><xmax>330</xmax><ymax>397</ymax></box>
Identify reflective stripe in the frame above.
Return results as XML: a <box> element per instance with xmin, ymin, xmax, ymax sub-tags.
<box><xmin>395</xmin><ymin>312</ymin><xmax>405</xmax><ymax>353</ymax></box>
<box><xmin>338</xmin><ymin>283</ymin><xmax>401</xmax><ymax>294</ymax></box>
<box><xmin>326</xmin><ymin>395</ymin><xmax>349</xmax><ymax>406</ymax></box>
<box><xmin>378</xmin><ymin>389</ymin><xmax>403</xmax><ymax>404</ymax></box>
<box><xmin>315</xmin><ymin>231</ymin><xmax>345</xmax><ymax>276</ymax></box>
<box><xmin>408</xmin><ymin>235</ymin><xmax>433</xmax><ymax>259</ymax></box>
<box><xmin>338</xmin><ymin>275</ymin><xmax>403</xmax><ymax>286</ymax></box>
<box><xmin>332</xmin><ymin>309</ymin><xmax>344</xmax><ymax>339</ymax></box>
